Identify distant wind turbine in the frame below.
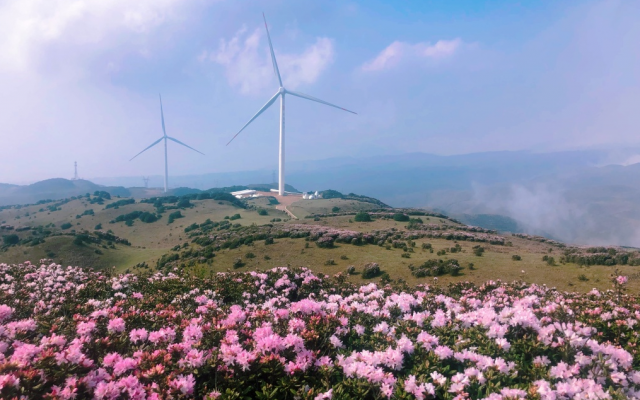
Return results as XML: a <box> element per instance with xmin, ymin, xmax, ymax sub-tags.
<box><xmin>227</xmin><ymin>13</ymin><xmax>356</xmax><ymax>196</ymax></box>
<box><xmin>130</xmin><ymin>95</ymin><xmax>204</xmax><ymax>193</ymax></box>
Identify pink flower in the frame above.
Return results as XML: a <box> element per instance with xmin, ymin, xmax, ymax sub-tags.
<box><xmin>0</xmin><ymin>305</ymin><xmax>14</xmax><ymax>322</ymax></box>
<box><xmin>616</xmin><ymin>275</ymin><xmax>628</xmax><ymax>285</ymax></box>
<box><xmin>434</xmin><ymin>345</ymin><xmax>454</xmax><ymax>359</ymax></box>
<box><xmin>76</xmin><ymin>321</ymin><xmax>96</xmax><ymax>336</ymax></box>
<box><xmin>170</xmin><ymin>374</ymin><xmax>195</xmax><ymax>395</ymax></box>
<box><xmin>107</xmin><ymin>318</ymin><xmax>125</xmax><ymax>333</ymax></box>
<box><xmin>129</xmin><ymin>328</ymin><xmax>148</xmax><ymax>343</ymax></box>
<box><xmin>315</xmin><ymin>389</ymin><xmax>333</xmax><ymax>400</ymax></box>
<box><xmin>0</xmin><ymin>374</ymin><xmax>20</xmax><ymax>390</ymax></box>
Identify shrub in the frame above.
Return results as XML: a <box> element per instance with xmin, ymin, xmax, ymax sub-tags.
<box><xmin>409</xmin><ymin>259</ymin><xmax>462</xmax><ymax>277</ymax></box>
<box><xmin>245</xmin><ymin>252</ymin><xmax>256</xmax><ymax>259</ymax></box>
<box><xmin>73</xmin><ymin>235</ymin><xmax>89</xmax><ymax>246</ymax></box>
<box><xmin>105</xmin><ymin>199</ymin><xmax>135</xmax><ymax>209</ymax></box>
<box><xmin>473</xmin><ymin>245</ymin><xmax>485</xmax><ymax>256</ymax></box>
<box><xmin>2</xmin><ymin>234</ymin><xmax>19</xmax><ymax>246</ymax></box>
<box><xmin>512</xmin><ymin>255</ymin><xmax>522</xmax><ymax>261</ymax></box>
<box><xmin>94</xmin><ymin>223</ymin><xmax>103</xmax><ymax>230</ymax></box>
<box><xmin>232</xmin><ymin>258</ymin><xmax>244</xmax><ymax>269</ymax></box>
<box><xmin>316</xmin><ymin>236</ymin><xmax>335</xmax><ymax>249</ymax></box>
<box><xmin>331</xmin><ymin>206</ymin><xmax>340</xmax><ymax>213</ymax></box>
<box><xmin>264</xmin><ymin>237</ymin><xmax>274</xmax><ymax>245</ymax></box>
<box><xmin>401</xmin><ymin>253</ymin><xmax>411</xmax><ymax>258</ymax></box>
<box><xmin>167</xmin><ymin>211</ymin><xmax>183</xmax><ymax>224</ymax></box>
<box><xmin>393</xmin><ymin>213</ymin><xmax>410</xmax><ymax>222</ymax></box>
<box><xmin>578</xmin><ymin>274</ymin><xmax>589</xmax><ymax>281</ymax></box>
<box><xmin>264</xmin><ymin>255</ymin><xmax>271</xmax><ymax>260</ymax></box>
<box><xmin>125</xmin><ymin>220</ymin><xmax>134</xmax><ymax>227</ymax></box>
<box><xmin>257</xmin><ymin>209</ymin><xmax>268</xmax><ymax>216</ymax></box>
<box><xmin>138</xmin><ymin>212</ymin><xmax>159</xmax><ymax>223</ymax></box>
<box><xmin>354</xmin><ymin>212</ymin><xmax>372</xmax><ymax>222</ymax></box>
<box><xmin>176</xmin><ymin>198</ymin><xmax>192</xmax><ymax>208</ymax></box>
<box><xmin>60</xmin><ymin>223</ymin><xmax>73</xmax><ymax>230</ymax></box>
<box><xmin>229</xmin><ymin>214</ymin><xmax>241</xmax><ymax>221</ymax></box>
<box><xmin>340</xmin><ymin>255</ymin><xmax>348</xmax><ymax>260</ymax></box>
<box><xmin>346</xmin><ymin>265</ymin><xmax>356</xmax><ymax>275</ymax></box>
<box><xmin>324</xmin><ymin>259</ymin><xmax>336</xmax><ymax>266</ymax></box>
<box><xmin>362</xmin><ymin>262</ymin><xmax>381</xmax><ymax>279</ymax></box>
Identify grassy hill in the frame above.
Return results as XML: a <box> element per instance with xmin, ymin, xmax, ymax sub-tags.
<box><xmin>1</xmin><ymin>190</ymin><xmax>639</xmax><ymax>292</ymax></box>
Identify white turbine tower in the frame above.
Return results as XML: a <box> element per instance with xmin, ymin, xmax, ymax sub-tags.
<box><xmin>130</xmin><ymin>95</ymin><xmax>204</xmax><ymax>193</ymax></box>
<box><xmin>227</xmin><ymin>14</ymin><xmax>356</xmax><ymax>196</ymax></box>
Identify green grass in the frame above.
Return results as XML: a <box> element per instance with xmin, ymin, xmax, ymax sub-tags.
<box><xmin>2</xmin><ymin>195</ymin><xmax>639</xmax><ymax>292</ymax></box>
<box><xmin>186</xmin><ymin>233</ymin><xmax>634</xmax><ymax>292</ymax></box>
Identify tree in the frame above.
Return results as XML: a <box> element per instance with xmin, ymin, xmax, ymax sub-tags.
<box><xmin>320</xmin><ymin>189</ymin><xmax>343</xmax><ymax>199</ymax></box>
<box><xmin>354</xmin><ymin>212</ymin><xmax>372</xmax><ymax>222</ymax></box>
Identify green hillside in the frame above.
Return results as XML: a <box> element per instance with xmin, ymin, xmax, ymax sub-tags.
<box><xmin>1</xmin><ymin>191</ymin><xmax>639</xmax><ymax>292</ymax></box>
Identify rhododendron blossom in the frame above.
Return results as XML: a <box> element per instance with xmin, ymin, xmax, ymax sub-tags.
<box><xmin>0</xmin><ymin>261</ymin><xmax>638</xmax><ymax>399</ymax></box>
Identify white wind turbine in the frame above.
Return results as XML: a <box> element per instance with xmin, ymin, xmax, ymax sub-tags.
<box><xmin>227</xmin><ymin>14</ymin><xmax>356</xmax><ymax>196</ymax></box>
<box><xmin>130</xmin><ymin>95</ymin><xmax>204</xmax><ymax>193</ymax></box>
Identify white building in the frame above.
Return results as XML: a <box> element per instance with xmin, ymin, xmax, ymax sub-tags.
<box><xmin>231</xmin><ymin>189</ymin><xmax>257</xmax><ymax>199</ymax></box>
<box><xmin>303</xmin><ymin>191</ymin><xmax>323</xmax><ymax>200</ymax></box>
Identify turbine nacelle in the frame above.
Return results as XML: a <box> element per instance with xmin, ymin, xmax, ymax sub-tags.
<box><xmin>279</xmin><ymin>87</ymin><xmax>285</xmax><ymax>94</ymax></box>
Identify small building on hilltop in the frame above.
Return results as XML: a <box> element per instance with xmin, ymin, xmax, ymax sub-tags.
<box><xmin>231</xmin><ymin>189</ymin><xmax>257</xmax><ymax>199</ymax></box>
<box><xmin>302</xmin><ymin>191</ymin><xmax>322</xmax><ymax>200</ymax></box>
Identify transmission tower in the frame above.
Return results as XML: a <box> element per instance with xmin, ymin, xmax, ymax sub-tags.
<box><xmin>142</xmin><ymin>176</ymin><xmax>150</xmax><ymax>188</ymax></box>
<box><xmin>73</xmin><ymin>161</ymin><xmax>78</xmax><ymax>180</ymax></box>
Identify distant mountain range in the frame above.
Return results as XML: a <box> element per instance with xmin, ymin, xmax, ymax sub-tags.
<box><xmin>5</xmin><ymin>150</ymin><xmax>640</xmax><ymax>246</ymax></box>
<box><xmin>0</xmin><ymin>179</ymin><xmax>132</xmax><ymax>207</ymax></box>
<box><xmin>0</xmin><ymin>179</ymin><xmax>300</xmax><ymax>208</ymax></box>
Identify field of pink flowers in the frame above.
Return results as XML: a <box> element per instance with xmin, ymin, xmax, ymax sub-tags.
<box><xmin>0</xmin><ymin>261</ymin><xmax>639</xmax><ymax>399</ymax></box>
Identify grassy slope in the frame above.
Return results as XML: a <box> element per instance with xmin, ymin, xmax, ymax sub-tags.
<box><xmin>1</xmin><ymin>196</ymin><xmax>638</xmax><ymax>292</ymax></box>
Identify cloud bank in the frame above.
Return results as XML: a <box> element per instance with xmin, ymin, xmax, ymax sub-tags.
<box><xmin>203</xmin><ymin>26</ymin><xmax>334</xmax><ymax>94</ymax></box>
<box><xmin>361</xmin><ymin>39</ymin><xmax>462</xmax><ymax>72</ymax></box>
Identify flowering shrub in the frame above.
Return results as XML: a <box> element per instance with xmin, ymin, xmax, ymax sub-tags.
<box><xmin>0</xmin><ymin>261</ymin><xmax>638</xmax><ymax>399</ymax></box>
<box><xmin>362</xmin><ymin>262</ymin><xmax>381</xmax><ymax>279</ymax></box>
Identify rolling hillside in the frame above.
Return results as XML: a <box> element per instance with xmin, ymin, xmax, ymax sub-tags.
<box><xmin>1</xmin><ymin>189</ymin><xmax>639</xmax><ymax>293</ymax></box>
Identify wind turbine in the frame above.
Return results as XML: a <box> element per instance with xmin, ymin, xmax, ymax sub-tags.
<box><xmin>227</xmin><ymin>13</ymin><xmax>356</xmax><ymax>196</ymax></box>
<box><xmin>130</xmin><ymin>95</ymin><xmax>204</xmax><ymax>193</ymax></box>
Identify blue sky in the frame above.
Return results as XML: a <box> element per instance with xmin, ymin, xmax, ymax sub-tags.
<box><xmin>0</xmin><ymin>0</ymin><xmax>638</xmax><ymax>183</ymax></box>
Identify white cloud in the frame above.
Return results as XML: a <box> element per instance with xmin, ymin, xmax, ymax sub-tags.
<box><xmin>0</xmin><ymin>0</ymin><xmax>192</xmax><ymax>74</ymax></box>
<box><xmin>362</xmin><ymin>39</ymin><xmax>462</xmax><ymax>72</ymax></box>
<box><xmin>204</xmin><ymin>26</ymin><xmax>334</xmax><ymax>94</ymax></box>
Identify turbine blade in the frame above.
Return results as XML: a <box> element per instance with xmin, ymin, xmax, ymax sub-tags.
<box><xmin>130</xmin><ymin>137</ymin><xmax>164</xmax><ymax>161</ymax></box>
<box><xmin>160</xmin><ymin>94</ymin><xmax>167</xmax><ymax>137</ymax></box>
<box><xmin>286</xmin><ymin>89</ymin><xmax>357</xmax><ymax>114</ymax></box>
<box><xmin>227</xmin><ymin>91</ymin><xmax>281</xmax><ymax>145</ymax></box>
<box><xmin>167</xmin><ymin>136</ymin><xmax>205</xmax><ymax>155</ymax></box>
<box><xmin>263</xmin><ymin>13</ymin><xmax>283</xmax><ymax>87</ymax></box>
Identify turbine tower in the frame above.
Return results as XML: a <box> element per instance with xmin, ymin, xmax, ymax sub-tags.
<box><xmin>227</xmin><ymin>14</ymin><xmax>356</xmax><ymax>196</ymax></box>
<box><xmin>130</xmin><ymin>95</ymin><xmax>204</xmax><ymax>193</ymax></box>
